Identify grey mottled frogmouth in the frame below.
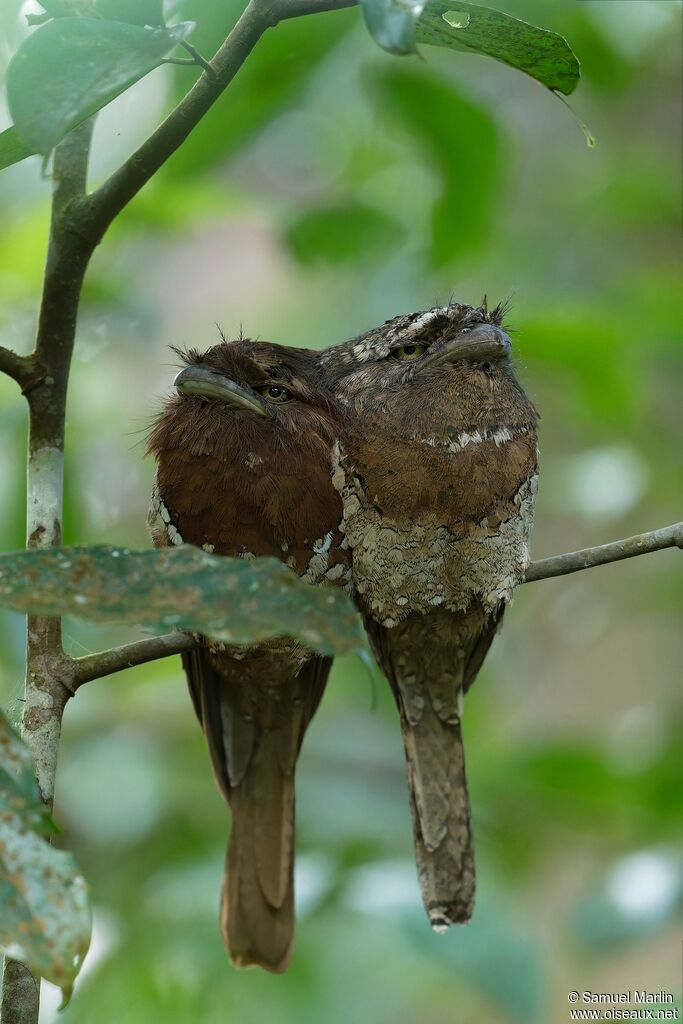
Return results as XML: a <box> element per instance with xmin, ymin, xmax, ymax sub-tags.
<box><xmin>318</xmin><ymin>301</ymin><xmax>538</xmax><ymax>930</ymax></box>
<box><xmin>147</xmin><ymin>339</ymin><xmax>350</xmax><ymax>972</ymax></box>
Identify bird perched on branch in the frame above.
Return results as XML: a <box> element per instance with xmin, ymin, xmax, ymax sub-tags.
<box><xmin>318</xmin><ymin>301</ymin><xmax>538</xmax><ymax>931</ymax></box>
<box><xmin>147</xmin><ymin>339</ymin><xmax>350</xmax><ymax>973</ymax></box>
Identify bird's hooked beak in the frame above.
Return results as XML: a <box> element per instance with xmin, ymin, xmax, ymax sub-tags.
<box><xmin>174</xmin><ymin>364</ymin><xmax>270</xmax><ymax>417</ymax></box>
<box><xmin>418</xmin><ymin>323</ymin><xmax>512</xmax><ymax>372</ymax></box>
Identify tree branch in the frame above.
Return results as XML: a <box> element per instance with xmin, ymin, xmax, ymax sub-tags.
<box><xmin>524</xmin><ymin>521</ymin><xmax>683</xmax><ymax>584</ymax></box>
<box><xmin>84</xmin><ymin>0</ymin><xmax>357</xmax><ymax>243</ymax></box>
<box><xmin>72</xmin><ymin>632</ymin><xmax>197</xmax><ymax>690</ymax></box>
<box><xmin>0</xmin><ymin>348</ymin><xmax>44</xmax><ymax>393</ymax></box>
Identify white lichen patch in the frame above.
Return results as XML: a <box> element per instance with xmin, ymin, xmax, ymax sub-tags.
<box><xmin>27</xmin><ymin>446</ymin><xmax>64</xmax><ymax>547</ymax></box>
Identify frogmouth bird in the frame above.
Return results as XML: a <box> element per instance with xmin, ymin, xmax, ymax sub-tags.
<box><xmin>146</xmin><ymin>339</ymin><xmax>350</xmax><ymax>973</ymax></box>
<box><xmin>318</xmin><ymin>301</ymin><xmax>538</xmax><ymax>931</ymax></box>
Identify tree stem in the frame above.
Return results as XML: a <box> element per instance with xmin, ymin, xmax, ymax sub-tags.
<box><xmin>1</xmin><ymin>120</ymin><xmax>94</xmax><ymax>1024</ymax></box>
<box><xmin>0</xmin><ymin>965</ymin><xmax>39</xmax><ymax>1024</ymax></box>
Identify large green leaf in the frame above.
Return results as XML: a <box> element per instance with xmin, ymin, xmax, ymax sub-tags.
<box><xmin>286</xmin><ymin>201</ymin><xmax>405</xmax><ymax>266</ymax></box>
<box><xmin>31</xmin><ymin>1</ymin><xmax>165</xmax><ymax>25</ymax></box>
<box><xmin>0</xmin><ymin>126</ymin><xmax>36</xmax><ymax>172</ymax></box>
<box><xmin>94</xmin><ymin>0</ymin><xmax>165</xmax><ymax>25</ymax></box>
<box><xmin>0</xmin><ymin>710</ymin><xmax>91</xmax><ymax>999</ymax></box>
<box><xmin>7</xmin><ymin>17</ymin><xmax>193</xmax><ymax>154</ymax></box>
<box><xmin>416</xmin><ymin>1</ymin><xmax>580</xmax><ymax>95</ymax></box>
<box><xmin>369</xmin><ymin>65</ymin><xmax>502</xmax><ymax>266</ymax></box>
<box><xmin>0</xmin><ymin>546</ymin><xmax>362</xmax><ymax>654</ymax></box>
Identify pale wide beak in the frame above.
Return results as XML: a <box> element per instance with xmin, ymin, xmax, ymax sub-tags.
<box><xmin>420</xmin><ymin>324</ymin><xmax>512</xmax><ymax>371</ymax></box>
<box><xmin>174</xmin><ymin>365</ymin><xmax>269</xmax><ymax>417</ymax></box>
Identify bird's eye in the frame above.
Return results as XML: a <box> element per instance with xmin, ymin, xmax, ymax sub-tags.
<box><xmin>257</xmin><ymin>384</ymin><xmax>292</xmax><ymax>403</ymax></box>
<box><xmin>391</xmin><ymin>343</ymin><xmax>428</xmax><ymax>362</ymax></box>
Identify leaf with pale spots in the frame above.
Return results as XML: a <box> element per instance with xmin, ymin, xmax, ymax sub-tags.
<box><xmin>0</xmin><ymin>546</ymin><xmax>363</xmax><ymax>655</ymax></box>
<box><xmin>0</xmin><ymin>715</ymin><xmax>56</xmax><ymax>837</ymax></box>
<box><xmin>0</xmin><ymin>710</ymin><xmax>91</xmax><ymax>999</ymax></box>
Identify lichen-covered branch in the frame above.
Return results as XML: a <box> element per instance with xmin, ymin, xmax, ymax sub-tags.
<box><xmin>1</xmin><ymin>121</ymin><xmax>94</xmax><ymax>1024</ymax></box>
<box><xmin>524</xmin><ymin>520</ymin><xmax>683</xmax><ymax>583</ymax></box>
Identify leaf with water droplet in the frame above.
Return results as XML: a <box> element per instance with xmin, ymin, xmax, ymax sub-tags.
<box><xmin>415</xmin><ymin>0</ymin><xmax>580</xmax><ymax>96</ymax></box>
<box><xmin>360</xmin><ymin>0</ymin><xmax>426</xmax><ymax>55</ymax></box>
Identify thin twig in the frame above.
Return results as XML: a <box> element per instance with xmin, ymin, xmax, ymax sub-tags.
<box><xmin>83</xmin><ymin>0</ymin><xmax>357</xmax><ymax>242</ymax></box>
<box><xmin>66</xmin><ymin>522</ymin><xmax>683</xmax><ymax>689</ymax></box>
<box><xmin>524</xmin><ymin>521</ymin><xmax>683</xmax><ymax>583</ymax></box>
<box><xmin>180</xmin><ymin>40</ymin><xmax>218</xmax><ymax>78</ymax></box>
<box><xmin>72</xmin><ymin>632</ymin><xmax>197</xmax><ymax>690</ymax></box>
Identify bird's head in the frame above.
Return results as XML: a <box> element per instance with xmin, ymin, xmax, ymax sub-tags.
<box><xmin>147</xmin><ymin>338</ymin><xmax>344</xmax><ymax>464</ymax></box>
<box><xmin>317</xmin><ymin>301</ymin><xmax>511</xmax><ymax>407</ymax></box>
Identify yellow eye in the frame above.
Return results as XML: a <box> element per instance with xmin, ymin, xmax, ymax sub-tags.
<box><xmin>257</xmin><ymin>384</ymin><xmax>292</xmax><ymax>403</ymax></box>
<box><xmin>391</xmin><ymin>343</ymin><xmax>428</xmax><ymax>362</ymax></box>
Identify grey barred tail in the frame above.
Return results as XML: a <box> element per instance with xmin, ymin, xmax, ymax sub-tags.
<box><xmin>402</xmin><ymin>702</ymin><xmax>476</xmax><ymax>930</ymax></box>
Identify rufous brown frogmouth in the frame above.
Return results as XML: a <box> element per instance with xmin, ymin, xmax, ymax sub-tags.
<box><xmin>147</xmin><ymin>339</ymin><xmax>351</xmax><ymax>973</ymax></box>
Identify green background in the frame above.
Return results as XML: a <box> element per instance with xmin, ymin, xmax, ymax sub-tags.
<box><xmin>1</xmin><ymin>0</ymin><xmax>682</xmax><ymax>1020</ymax></box>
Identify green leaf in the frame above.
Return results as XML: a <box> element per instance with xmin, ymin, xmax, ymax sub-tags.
<box><xmin>286</xmin><ymin>201</ymin><xmax>405</xmax><ymax>266</ymax></box>
<box><xmin>415</xmin><ymin>1</ymin><xmax>580</xmax><ymax>96</ymax></box>
<box><xmin>33</xmin><ymin>0</ymin><xmax>165</xmax><ymax>24</ymax></box>
<box><xmin>0</xmin><ymin>714</ymin><xmax>57</xmax><ymax>837</ymax></box>
<box><xmin>0</xmin><ymin>126</ymin><xmax>36</xmax><ymax>172</ymax></box>
<box><xmin>7</xmin><ymin>17</ymin><xmax>193</xmax><ymax>155</ymax></box>
<box><xmin>0</xmin><ymin>546</ymin><xmax>363</xmax><ymax>655</ymax></box>
<box><xmin>33</xmin><ymin>0</ymin><xmax>86</xmax><ymax>16</ymax></box>
<box><xmin>360</xmin><ymin>0</ymin><xmax>426</xmax><ymax>56</ymax></box>
<box><xmin>369</xmin><ymin>65</ymin><xmax>503</xmax><ymax>266</ymax></box>
<box><xmin>93</xmin><ymin>0</ymin><xmax>165</xmax><ymax>27</ymax></box>
<box><xmin>0</xmin><ymin>710</ymin><xmax>91</xmax><ymax>997</ymax></box>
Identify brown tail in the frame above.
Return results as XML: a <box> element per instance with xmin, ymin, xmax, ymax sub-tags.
<box><xmin>222</xmin><ymin>738</ymin><xmax>296</xmax><ymax>972</ymax></box>
<box><xmin>182</xmin><ymin>647</ymin><xmax>330</xmax><ymax>972</ymax></box>
<box><xmin>366</xmin><ymin>605</ymin><xmax>502</xmax><ymax>929</ymax></box>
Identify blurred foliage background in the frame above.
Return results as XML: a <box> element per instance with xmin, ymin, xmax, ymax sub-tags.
<box><xmin>1</xmin><ymin>0</ymin><xmax>682</xmax><ymax>1020</ymax></box>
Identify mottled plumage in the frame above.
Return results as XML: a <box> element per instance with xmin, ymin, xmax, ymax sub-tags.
<box><xmin>319</xmin><ymin>301</ymin><xmax>538</xmax><ymax>929</ymax></box>
<box><xmin>147</xmin><ymin>339</ymin><xmax>350</xmax><ymax>972</ymax></box>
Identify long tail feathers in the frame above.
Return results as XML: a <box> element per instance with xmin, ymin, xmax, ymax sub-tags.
<box><xmin>182</xmin><ymin>647</ymin><xmax>329</xmax><ymax>973</ymax></box>
<box><xmin>222</xmin><ymin>742</ymin><xmax>295</xmax><ymax>973</ymax></box>
<box><xmin>400</xmin><ymin>700</ymin><xmax>475</xmax><ymax>929</ymax></box>
<box><xmin>365</xmin><ymin>608</ymin><xmax>498</xmax><ymax>931</ymax></box>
